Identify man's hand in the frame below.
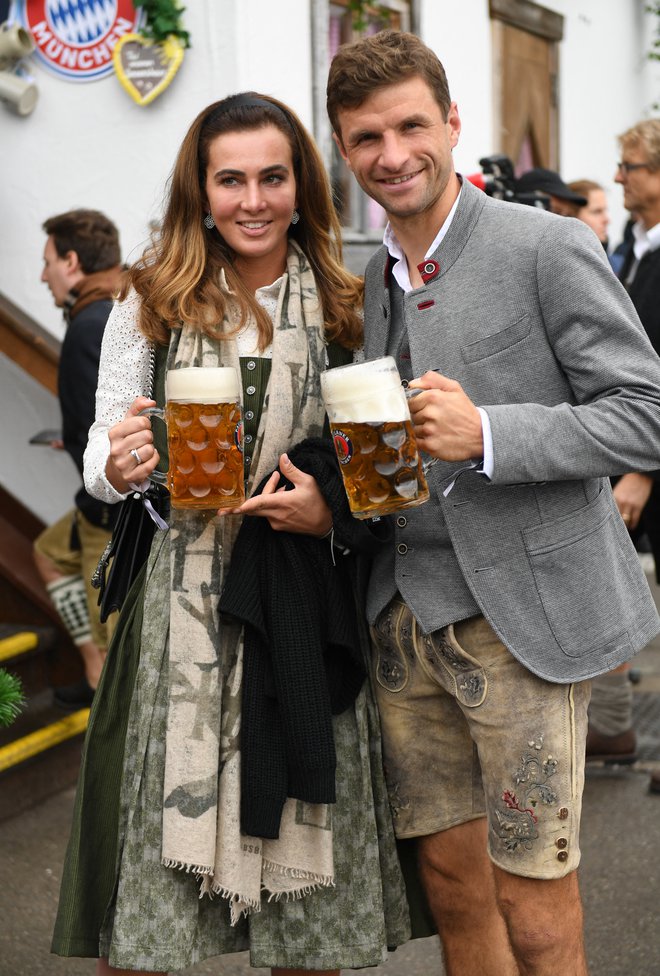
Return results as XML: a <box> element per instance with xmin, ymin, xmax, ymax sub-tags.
<box><xmin>408</xmin><ymin>371</ymin><xmax>484</xmax><ymax>462</ymax></box>
<box><xmin>612</xmin><ymin>472</ymin><xmax>653</xmax><ymax>531</ymax></box>
<box><xmin>219</xmin><ymin>454</ymin><xmax>333</xmax><ymax>536</ymax></box>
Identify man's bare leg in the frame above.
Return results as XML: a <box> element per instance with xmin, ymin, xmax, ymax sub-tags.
<box><xmin>493</xmin><ymin>866</ymin><xmax>588</xmax><ymax>976</ymax></box>
<box><xmin>418</xmin><ymin>818</ymin><xmax>518</xmax><ymax>976</ymax></box>
<box><xmin>34</xmin><ymin>549</ymin><xmax>106</xmax><ymax>688</ymax></box>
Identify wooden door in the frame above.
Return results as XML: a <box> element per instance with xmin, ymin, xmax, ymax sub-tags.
<box><xmin>490</xmin><ymin>0</ymin><xmax>563</xmax><ymax>173</ymax></box>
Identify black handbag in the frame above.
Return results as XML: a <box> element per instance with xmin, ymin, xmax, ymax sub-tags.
<box><xmin>91</xmin><ymin>342</ymin><xmax>170</xmax><ymax>621</ymax></box>
<box><xmin>91</xmin><ymin>484</ymin><xmax>169</xmax><ymax>622</ymax></box>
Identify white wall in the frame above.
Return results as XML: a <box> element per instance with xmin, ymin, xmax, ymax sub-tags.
<box><xmin>421</xmin><ymin>0</ymin><xmax>494</xmax><ymax>184</ymax></box>
<box><xmin>420</xmin><ymin>0</ymin><xmax>659</xmax><ymax>249</ymax></box>
<box><xmin>553</xmin><ymin>0</ymin><xmax>659</xmax><ymax>247</ymax></box>
<box><xmin>0</xmin><ymin>352</ymin><xmax>80</xmax><ymax>523</ymax></box>
<box><xmin>0</xmin><ymin>0</ymin><xmax>314</xmax><ymax>340</ymax></box>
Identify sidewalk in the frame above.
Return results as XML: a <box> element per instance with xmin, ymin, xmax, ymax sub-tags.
<box><xmin>2</xmin><ymin>586</ymin><xmax>659</xmax><ymax>976</ymax></box>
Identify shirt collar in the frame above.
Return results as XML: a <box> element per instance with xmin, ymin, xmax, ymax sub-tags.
<box><xmin>632</xmin><ymin>219</ymin><xmax>660</xmax><ymax>260</ymax></box>
<box><xmin>383</xmin><ymin>185</ymin><xmax>462</xmax><ymax>293</ymax></box>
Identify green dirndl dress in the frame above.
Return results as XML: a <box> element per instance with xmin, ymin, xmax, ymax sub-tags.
<box><xmin>52</xmin><ymin>352</ymin><xmax>411</xmax><ymax>971</ymax></box>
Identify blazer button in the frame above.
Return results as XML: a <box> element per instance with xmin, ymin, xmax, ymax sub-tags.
<box><xmin>397</xmin><ymin>543</ymin><xmax>408</xmax><ymax>555</ymax></box>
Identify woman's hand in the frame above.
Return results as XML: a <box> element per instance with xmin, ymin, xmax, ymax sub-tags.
<box><xmin>612</xmin><ymin>472</ymin><xmax>653</xmax><ymax>531</ymax></box>
<box><xmin>105</xmin><ymin>396</ymin><xmax>161</xmax><ymax>493</ymax></box>
<box><xmin>219</xmin><ymin>454</ymin><xmax>333</xmax><ymax>536</ymax></box>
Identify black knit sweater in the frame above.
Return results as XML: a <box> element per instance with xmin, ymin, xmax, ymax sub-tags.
<box><xmin>219</xmin><ymin>436</ymin><xmax>389</xmax><ymax>839</ymax></box>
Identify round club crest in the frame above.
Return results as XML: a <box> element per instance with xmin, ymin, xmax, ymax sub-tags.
<box><xmin>14</xmin><ymin>0</ymin><xmax>144</xmax><ymax>81</ymax></box>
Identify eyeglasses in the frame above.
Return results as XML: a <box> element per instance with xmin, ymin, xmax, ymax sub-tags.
<box><xmin>616</xmin><ymin>161</ymin><xmax>651</xmax><ymax>174</ymax></box>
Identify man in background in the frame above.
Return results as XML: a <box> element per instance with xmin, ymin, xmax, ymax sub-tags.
<box><xmin>610</xmin><ymin>119</ymin><xmax>660</xmax><ymax>794</ymax></box>
<box><xmin>515</xmin><ymin>166</ymin><xmax>587</xmax><ymax>215</ymax></box>
<box><xmin>34</xmin><ymin>209</ymin><xmax>122</xmax><ymax>709</ymax></box>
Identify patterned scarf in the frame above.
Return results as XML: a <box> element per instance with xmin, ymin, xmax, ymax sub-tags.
<box><xmin>160</xmin><ymin>242</ymin><xmax>333</xmax><ymax>921</ymax></box>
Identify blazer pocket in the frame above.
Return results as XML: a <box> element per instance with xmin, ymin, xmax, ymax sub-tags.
<box><xmin>461</xmin><ymin>314</ymin><xmax>531</xmax><ymax>364</ymax></box>
<box><xmin>523</xmin><ymin>488</ymin><xmax>643</xmax><ymax>658</ymax></box>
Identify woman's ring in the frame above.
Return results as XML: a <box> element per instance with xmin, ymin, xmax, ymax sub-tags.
<box><xmin>130</xmin><ymin>448</ymin><xmax>143</xmax><ymax>465</ymax></box>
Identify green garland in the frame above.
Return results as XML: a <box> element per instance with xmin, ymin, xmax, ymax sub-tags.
<box><xmin>133</xmin><ymin>0</ymin><xmax>191</xmax><ymax>47</ymax></box>
<box><xmin>347</xmin><ymin>0</ymin><xmax>392</xmax><ymax>33</ymax></box>
<box><xmin>0</xmin><ymin>668</ymin><xmax>25</xmax><ymax>728</ymax></box>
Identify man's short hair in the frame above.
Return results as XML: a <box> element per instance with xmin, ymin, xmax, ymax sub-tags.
<box><xmin>618</xmin><ymin>119</ymin><xmax>660</xmax><ymax>172</ymax></box>
<box><xmin>327</xmin><ymin>29</ymin><xmax>451</xmax><ymax>139</ymax></box>
<box><xmin>42</xmin><ymin>209</ymin><xmax>120</xmax><ymax>274</ymax></box>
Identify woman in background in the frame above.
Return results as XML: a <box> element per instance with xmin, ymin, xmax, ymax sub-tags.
<box><xmin>568</xmin><ymin>178</ymin><xmax>610</xmax><ymax>250</ymax></box>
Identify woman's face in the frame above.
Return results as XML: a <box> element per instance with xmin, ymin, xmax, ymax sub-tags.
<box><xmin>204</xmin><ymin>123</ymin><xmax>297</xmax><ymax>276</ymax></box>
<box><xmin>577</xmin><ymin>189</ymin><xmax>610</xmax><ymax>243</ymax></box>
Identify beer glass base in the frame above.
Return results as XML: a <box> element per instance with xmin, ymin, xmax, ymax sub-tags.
<box><xmin>350</xmin><ymin>487</ymin><xmax>430</xmax><ymax>520</ymax></box>
<box><xmin>170</xmin><ymin>496</ymin><xmax>245</xmax><ymax>511</ymax></box>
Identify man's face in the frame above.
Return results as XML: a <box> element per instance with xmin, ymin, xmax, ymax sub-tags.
<box><xmin>333</xmin><ymin>75</ymin><xmax>460</xmax><ymax>224</ymax></box>
<box><xmin>614</xmin><ymin>144</ymin><xmax>660</xmax><ymax>227</ymax></box>
<box><xmin>40</xmin><ymin>235</ymin><xmax>82</xmax><ymax>307</ymax></box>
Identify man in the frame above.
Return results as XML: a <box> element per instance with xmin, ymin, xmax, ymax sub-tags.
<box><xmin>611</xmin><ymin>118</ymin><xmax>660</xmax><ymax>795</ymax></box>
<box><xmin>327</xmin><ymin>31</ymin><xmax>660</xmax><ymax>976</ymax></box>
<box><xmin>515</xmin><ymin>166</ymin><xmax>587</xmax><ymax>215</ymax></box>
<box><xmin>35</xmin><ymin>209</ymin><xmax>122</xmax><ymax>709</ymax></box>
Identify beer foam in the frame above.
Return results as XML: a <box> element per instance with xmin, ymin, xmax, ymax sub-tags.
<box><xmin>321</xmin><ymin>358</ymin><xmax>409</xmax><ymax>423</ymax></box>
<box><xmin>166</xmin><ymin>367</ymin><xmax>240</xmax><ymax>403</ymax></box>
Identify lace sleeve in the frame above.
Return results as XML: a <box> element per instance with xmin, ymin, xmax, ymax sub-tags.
<box><xmin>83</xmin><ymin>289</ymin><xmax>152</xmax><ymax>502</ymax></box>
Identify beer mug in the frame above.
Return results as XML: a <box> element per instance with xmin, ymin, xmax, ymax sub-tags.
<box><xmin>141</xmin><ymin>366</ymin><xmax>244</xmax><ymax>510</ymax></box>
<box><xmin>321</xmin><ymin>357</ymin><xmax>429</xmax><ymax>519</ymax></box>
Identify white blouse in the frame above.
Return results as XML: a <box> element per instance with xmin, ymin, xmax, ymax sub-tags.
<box><xmin>83</xmin><ymin>280</ymin><xmax>282</xmax><ymax>504</ymax></box>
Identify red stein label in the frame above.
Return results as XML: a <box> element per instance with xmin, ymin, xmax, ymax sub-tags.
<box><xmin>333</xmin><ymin>430</ymin><xmax>354</xmax><ymax>465</ymax></box>
<box><xmin>15</xmin><ymin>0</ymin><xmax>144</xmax><ymax>81</ymax></box>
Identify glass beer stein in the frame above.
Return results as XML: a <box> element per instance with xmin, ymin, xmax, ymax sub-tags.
<box><xmin>321</xmin><ymin>356</ymin><xmax>429</xmax><ymax>519</ymax></box>
<box><xmin>142</xmin><ymin>366</ymin><xmax>244</xmax><ymax>510</ymax></box>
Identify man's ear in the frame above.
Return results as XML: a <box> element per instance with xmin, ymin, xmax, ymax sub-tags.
<box><xmin>332</xmin><ymin>130</ymin><xmax>352</xmax><ymax>170</ymax></box>
<box><xmin>446</xmin><ymin>101</ymin><xmax>461</xmax><ymax>150</ymax></box>
<box><xmin>64</xmin><ymin>249</ymin><xmax>82</xmax><ymax>275</ymax></box>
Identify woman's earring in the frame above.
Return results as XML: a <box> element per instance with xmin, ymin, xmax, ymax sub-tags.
<box><xmin>290</xmin><ymin>209</ymin><xmax>300</xmax><ymax>225</ymax></box>
<box><xmin>203</xmin><ymin>212</ymin><xmax>215</xmax><ymax>230</ymax></box>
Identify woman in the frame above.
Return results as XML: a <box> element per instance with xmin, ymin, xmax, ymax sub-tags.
<box><xmin>568</xmin><ymin>179</ymin><xmax>610</xmax><ymax>249</ymax></box>
<box><xmin>51</xmin><ymin>93</ymin><xmax>410</xmax><ymax>974</ymax></box>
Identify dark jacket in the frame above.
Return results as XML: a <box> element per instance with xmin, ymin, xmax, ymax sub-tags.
<box><xmin>60</xmin><ymin>270</ymin><xmax>122</xmax><ymax>531</ymax></box>
<box><xmin>619</xmin><ymin>244</ymin><xmax>660</xmax><ymax>580</ymax></box>
<box><xmin>219</xmin><ymin>436</ymin><xmax>389</xmax><ymax>839</ymax></box>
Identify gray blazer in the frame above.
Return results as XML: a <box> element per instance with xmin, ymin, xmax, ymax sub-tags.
<box><xmin>363</xmin><ymin>178</ymin><xmax>660</xmax><ymax>683</ymax></box>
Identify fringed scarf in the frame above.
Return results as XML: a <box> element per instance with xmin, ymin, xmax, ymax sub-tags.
<box><xmin>160</xmin><ymin>241</ymin><xmax>334</xmax><ymax>922</ymax></box>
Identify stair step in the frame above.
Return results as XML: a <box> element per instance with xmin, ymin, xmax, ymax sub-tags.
<box><xmin>0</xmin><ymin>708</ymin><xmax>89</xmax><ymax>773</ymax></box>
<box><xmin>0</xmin><ymin>624</ymin><xmax>61</xmax><ymax>699</ymax></box>
<box><xmin>0</xmin><ymin>630</ymin><xmax>39</xmax><ymax>661</ymax></box>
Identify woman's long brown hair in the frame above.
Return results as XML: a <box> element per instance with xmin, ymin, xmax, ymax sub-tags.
<box><xmin>123</xmin><ymin>93</ymin><xmax>363</xmax><ymax>350</ymax></box>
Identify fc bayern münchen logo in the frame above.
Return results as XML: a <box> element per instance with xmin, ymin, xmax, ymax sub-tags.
<box><xmin>13</xmin><ymin>0</ymin><xmax>144</xmax><ymax>82</ymax></box>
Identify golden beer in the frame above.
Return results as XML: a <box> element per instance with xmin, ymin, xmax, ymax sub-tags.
<box><xmin>166</xmin><ymin>399</ymin><xmax>244</xmax><ymax>509</ymax></box>
<box><xmin>144</xmin><ymin>367</ymin><xmax>245</xmax><ymax>510</ymax></box>
<box><xmin>321</xmin><ymin>357</ymin><xmax>429</xmax><ymax>520</ymax></box>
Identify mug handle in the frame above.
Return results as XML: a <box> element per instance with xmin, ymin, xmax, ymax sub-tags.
<box><xmin>137</xmin><ymin>406</ymin><xmax>167</xmax><ymax>486</ymax></box>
